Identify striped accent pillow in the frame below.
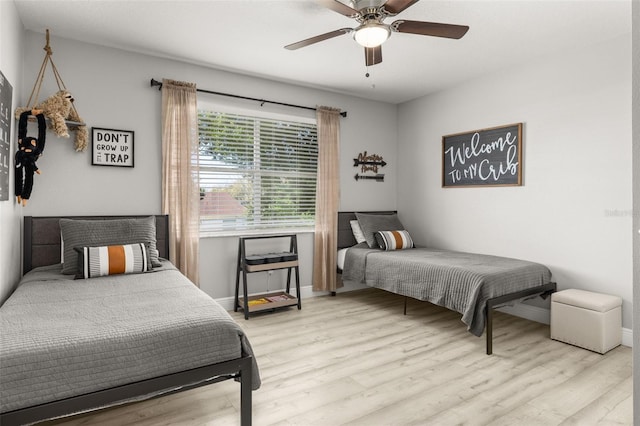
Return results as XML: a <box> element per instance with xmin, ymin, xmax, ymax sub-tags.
<box><xmin>75</xmin><ymin>243</ymin><xmax>150</xmax><ymax>279</ymax></box>
<box><xmin>375</xmin><ymin>230</ymin><xmax>414</xmax><ymax>251</ymax></box>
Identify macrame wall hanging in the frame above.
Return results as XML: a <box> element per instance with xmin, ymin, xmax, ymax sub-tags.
<box><xmin>15</xmin><ymin>30</ymin><xmax>88</xmax><ymax>152</ymax></box>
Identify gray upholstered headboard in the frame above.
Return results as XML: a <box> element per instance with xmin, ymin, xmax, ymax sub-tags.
<box><xmin>23</xmin><ymin>215</ymin><xmax>169</xmax><ymax>274</ymax></box>
<box><xmin>337</xmin><ymin>211</ymin><xmax>397</xmax><ymax>249</ymax></box>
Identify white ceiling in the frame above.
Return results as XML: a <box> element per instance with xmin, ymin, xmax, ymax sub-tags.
<box><xmin>13</xmin><ymin>0</ymin><xmax>632</xmax><ymax>104</ymax></box>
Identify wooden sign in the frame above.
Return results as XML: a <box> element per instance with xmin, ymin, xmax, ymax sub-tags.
<box><xmin>353</xmin><ymin>151</ymin><xmax>386</xmax><ymax>173</ymax></box>
<box><xmin>92</xmin><ymin>127</ymin><xmax>134</xmax><ymax>167</ymax></box>
<box><xmin>0</xmin><ymin>71</ymin><xmax>12</xmax><ymax>201</ymax></box>
<box><xmin>442</xmin><ymin>123</ymin><xmax>522</xmax><ymax>187</ymax></box>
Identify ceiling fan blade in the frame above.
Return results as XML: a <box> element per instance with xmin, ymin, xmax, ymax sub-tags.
<box><xmin>383</xmin><ymin>0</ymin><xmax>419</xmax><ymax>14</ymax></box>
<box><xmin>393</xmin><ymin>20</ymin><xmax>469</xmax><ymax>39</ymax></box>
<box><xmin>365</xmin><ymin>46</ymin><xmax>382</xmax><ymax>66</ymax></box>
<box><xmin>317</xmin><ymin>0</ymin><xmax>360</xmax><ymax>18</ymax></box>
<box><xmin>285</xmin><ymin>28</ymin><xmax>353</xmax><ymax>50</ymax></box>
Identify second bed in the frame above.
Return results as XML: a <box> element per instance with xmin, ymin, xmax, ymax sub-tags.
<box><xmin>338</xmin><ymin>211</ymin><xmax>556</xmax><ymax>355</ymax></box>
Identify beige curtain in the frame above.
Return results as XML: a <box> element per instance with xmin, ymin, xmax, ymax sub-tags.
<box><xmin>161</xmin><ymin>79</ymin><xmax>200</xmax><ymax>285</ymax></box>
<box><xmin>312</xmin><ymin>106</ymin><xmax>342</xmax><ymax>292</ymax></box>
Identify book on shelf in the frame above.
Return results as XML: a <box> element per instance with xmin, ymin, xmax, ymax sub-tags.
<box><xmin>247</xmin><ymin>298</ymin><xmax>270</xmax><ymax>306</ymax></box>
<box><xmin>266</xmin><ymin>294</ymin><xmax>292</xmax><ymax>303</ymax></box>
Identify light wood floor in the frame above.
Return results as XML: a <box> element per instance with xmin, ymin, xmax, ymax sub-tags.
<box><xmin>46</xmin><ymin>288</ymin><xmax>632</xmax><ymax>426</ymax></box>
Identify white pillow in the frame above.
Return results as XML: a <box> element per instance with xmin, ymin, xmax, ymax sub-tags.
<box><xmin>350</xmin><ymin>220</ymin><xmax>366</xmax><ymax>244</ymax></box>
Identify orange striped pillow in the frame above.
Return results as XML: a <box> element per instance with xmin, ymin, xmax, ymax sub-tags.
<box><xmin>374</xmin><ymin>230</ymin><xmax>414</xmax><ymax>251</ymax></box>
<box><xmin>74</xmin><ymin>243</ymin><xmax>150</xmax><ymax>279</ymax></box>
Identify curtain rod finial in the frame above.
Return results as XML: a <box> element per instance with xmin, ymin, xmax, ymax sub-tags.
<box><xmin>150</xmin><ymin>78</ymin><xmax>162</xmax><ymax>90</ymax></box>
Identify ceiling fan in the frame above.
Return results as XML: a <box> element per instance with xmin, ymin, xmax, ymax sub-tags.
<box><xmin>285</xmin><ymin>0</ymin><xmax>469</xmax><ymax>66</ymax></box>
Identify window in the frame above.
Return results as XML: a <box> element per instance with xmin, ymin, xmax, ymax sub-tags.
<box><xmin>198</xmin><ymin>108</ymin><xmax>318</xmax><ymax>234</ymax></box>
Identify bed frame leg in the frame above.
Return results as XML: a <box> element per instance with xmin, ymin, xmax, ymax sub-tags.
<box><xmin>483</xmin><ymin>283</ymin><xmax>556</xmax><ymax>355</ymax></box>
<box><xmin>486</xmin><ymin>305</ymin><xmax>493</xmax><ymax>355</ymax></box>
<box><xmin>240</xmin><ymin>358</ymin><xmax>253</xmax><ymax>426</ymax></box>
<box><xmin>403</xmin><ymin>296</ymin><xmax>408</xmax><ymax>315</ymax></box>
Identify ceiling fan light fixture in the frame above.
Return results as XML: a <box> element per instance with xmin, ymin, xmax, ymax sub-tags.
<box><xmin>354</xmin><ymin>23</ymin><xmax>390</xmax><ymax>48</ymax></box>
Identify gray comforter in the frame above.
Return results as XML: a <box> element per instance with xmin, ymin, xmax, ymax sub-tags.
<box><xmin>343</xmin><ymin>244</ymin><xmax>552</xmax><ymax>336</ymax></box>
<box><xmin>0</xmin><ymin>261</ymin><xmax>260</xmax><ymax>413</ymax></box>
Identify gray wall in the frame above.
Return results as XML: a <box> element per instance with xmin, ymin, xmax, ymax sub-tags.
<box><xmin>11</xmin><ymin>30</ymin><xmax>398</xmax><ymax>302</ymax></box>
<box><xmin>397</xmin><ymin>34</ymin><xmax>633</xmax><ymax>332</ymax></box>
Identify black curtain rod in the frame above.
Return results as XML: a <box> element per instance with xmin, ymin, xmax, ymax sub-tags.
<box><xmin>150</xmin><ymin>79</ymin><xmax>347</xmax><ymax>118</ymax></box>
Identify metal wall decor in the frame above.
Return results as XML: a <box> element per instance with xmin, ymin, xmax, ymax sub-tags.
<box><xmin>354</xmin><ymin>151</ymin><xmax>386</xmax><ymax>182</ymax></box>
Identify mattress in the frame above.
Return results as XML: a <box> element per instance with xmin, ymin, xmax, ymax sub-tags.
<box><xmin>0</xmin><ymin>261</ymin><xmax>260</xmax><ymax>413</ymax></box>
<box><xmin>342</xmin><ymin>245</ymin><xmax>552</xmax><ymax>336</ymax></box>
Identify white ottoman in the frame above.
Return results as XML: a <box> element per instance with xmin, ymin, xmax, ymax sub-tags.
<box><xmin>551</xmin><ymin>289</ymin><xmax>622</xmax><ymax>354</ymax></box>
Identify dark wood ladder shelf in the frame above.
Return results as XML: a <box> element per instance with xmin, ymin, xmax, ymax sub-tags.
<box><xmin>234</xmin><ymin>234</ymin><xmax>301</xmax><ymax>319</ymax></box>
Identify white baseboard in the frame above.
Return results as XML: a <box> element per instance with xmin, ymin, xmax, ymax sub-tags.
<box><xmin>497</xmin><ymin>303</ymin><xmax>552</xmax><ymax>325</ymax></box>
<box><xmin>622</xmin><ymin>327</ymin><xmax>633</xmax><ymax>348</ymax></box>
<box><xmin>216</xmin><ymin>287</ymin><xmax>633</xmax><ymax>348</ymax></box>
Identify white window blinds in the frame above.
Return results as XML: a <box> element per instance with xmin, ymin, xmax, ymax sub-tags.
<box><xmin>198</xmin><ymin>110</ymin><xmax>318</xmax><ymax>234</ymax></box>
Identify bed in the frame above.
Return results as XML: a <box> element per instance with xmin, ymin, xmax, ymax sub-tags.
<box><xmin>338</xmin><ymin>211</ymin><xmax>556</xmax><ymax>355</ymax></box>
<box><xmin>0</xmin><ymin>215</ymin><xmax>260</xmax><ymax>426</ymax></box>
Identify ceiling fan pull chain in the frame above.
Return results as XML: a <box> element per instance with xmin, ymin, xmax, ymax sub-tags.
<box><xmin>365</xmin><ymin>66</ymin><xmax>377</xmax><ymax>89</ymax></box>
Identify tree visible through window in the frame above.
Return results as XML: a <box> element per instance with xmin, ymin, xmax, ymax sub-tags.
<box><xmin>198</xmin><ymin>110</ymin><xmax>318</xmax><ymax>233</ymax></box>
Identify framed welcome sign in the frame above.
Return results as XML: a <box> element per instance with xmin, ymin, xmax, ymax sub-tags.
<box><xmin>442</xmin><ymin>123</ymin><xmax>522</xmax><ymax>187</ymax></box>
